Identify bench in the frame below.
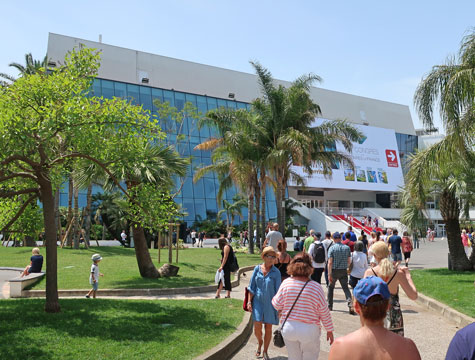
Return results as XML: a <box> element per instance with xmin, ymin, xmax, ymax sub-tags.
<box><xmin>1</xmin><ymin>267</ymin><xmax>45</xmax><ymax>298</ymax></box>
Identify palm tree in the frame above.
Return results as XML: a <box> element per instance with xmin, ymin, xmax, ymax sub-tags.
<box><xmin>411</xmin><ymin>29</ymin><xmax>475</xmax><ymax>270</ymax></box>
<box><xmin>195</xmin><ymin>108</ymin><xmax>261</xmax><ymax>253</ymax></box>
<box><xmin>217</xmin><ymin>194</ymin><xmax>247</xmax><ymax>230</ymax></box>
<box><xmin>0</xmin><ymin>53</ymin><xmax>48</xmax><ymax>86</ymax></box>
<box><xmin>81</xmin><ymin>141</ymin><xmax>188</xmax><ymax>277</ymax></box>
<box><xmin>250</xmin><ymin>62</ymin><xmax>363</xmax><ymax>232</ymax></box>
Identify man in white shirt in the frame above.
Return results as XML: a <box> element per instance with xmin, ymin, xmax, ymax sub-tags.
<box><xmin>322</xmin><ymin>231</ymin><xmax>334</xmax><ymax>286</ymax></box>
<box><xmin>308</xmin><ymin>232</ymin><xmax>326</xmax><ymax>284</ymax></box>
<box><xmin>263</xmin><ymin>223</ymin><xmax>283</xmax><ymax>250</ymax></box>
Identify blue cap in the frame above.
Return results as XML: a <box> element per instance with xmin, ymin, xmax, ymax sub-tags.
<box><xmin>353</xmin><ymin>276</ymin><xmax>390</xmax><ymax>305</ymax></box>
<box><xmin>332</xmin><ymin>232</ymin><xmax>341</xmax><ymax>239</ymax></box>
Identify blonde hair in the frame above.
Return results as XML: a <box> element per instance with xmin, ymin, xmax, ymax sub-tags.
<box><xmin>32</xmin><ymin>247</ymin><xmax>40</xmax><ymax>255</ymax></box>
<box><xmin>371</xmin><ymin>241</ymin><xmax>394</xmax><ymax>278</ymax></box>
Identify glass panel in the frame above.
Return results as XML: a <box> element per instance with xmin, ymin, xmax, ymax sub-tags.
<box><xmin>194</xmin><ymin>200</ymin><xmax>206</xmax><ymax>221</ymax></box>
<box><xmin>127</xmin><ymin>84</ymin><xmax>139</xmax><ymax>105</ymax></box>
<box><xmin>182</xmin><ymin>177</ymin><xmax>194</xmax><ymax>198</ymax></box>
<box><xmin>217</xmin><ymin>99</ymin><xmax>227</xmax><ymax>109</ymax></box>
<box><xmin>193</xmin><ymin>178</ymin><xmax>205</xmax><ymax>199</ymax></box>
<box><xmin>185</xmin><ymin>94</ymin><xmax>199</xmax><ymax>136</ymax></box>
<box><xmin>226</xmin><ymin>100</ymin><xmax>237</xmax><ymax>109</ymax></box>
<box><xmin>205</xmin><ymin>199</ymin><xmax>218</xmax><ymax>220</ymax></box>
<box><xmin>114</xmin><ymin>82</ymin><xmax>126</xmax><ymax>98</ymax></box>
<box><xmin>152</xmin><ymin>88</ymin><xmax>165</xmax><ymax>130</ymax></box>
<box><xmin>139</xmin><ymin>86</ymin><xmax>152</xmax><ymax>111</ymax></box>
<box><xmin>183</xmin><ymin>199</ymin><xmax>195</xmax><ymax>220</ymax></box>
<box><xmin>207</xmin><ymin>97</ymin><xmax>219</xmax><ymax>137</ymax></box>
<box><xmin>102</xmin><ymin>80</ymin><xmax>114</xmax><ymax>99</ymax></box>
<box><xmin>163</xmin><ymin>90</ymin><xmax>176</xmax><ymax>133</ymax></box>
<box><xmin>175</xmin><ymin>92</ymin><xmax>186</xmax><ymax>134</ymax></box>
<box><xmin>197</xmin><ymin>96</ymin><xmax>210</xmax><ymax>138</ymax></box>
<box><xmin>267</xmin><ymin>201</ymin><xmax>277</xmax><ymax>219</ymax></box>
<box><xmin>92</xmin><ymin>79</ymin><xmax>101</xmax><ymax>96</ymax></box>
<box><xmin>204</xmin><ymin>178</ymin><xmax>216</xmax><ymax>198</ymax></box>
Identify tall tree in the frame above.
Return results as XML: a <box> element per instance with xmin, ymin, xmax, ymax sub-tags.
<box><xmin>411</xmin><ymin>29</ymin><xmax>475</xmax><ymax>269</ymax></box>
<box><xmin>0</xmin><ymin>47</ymin><xmax>165</xmax><ymax>312</ymax></box>
<box><xmin>250</xmin><ymin>62</ymin><xmax>363</xmax><ymax>232</ymax></box>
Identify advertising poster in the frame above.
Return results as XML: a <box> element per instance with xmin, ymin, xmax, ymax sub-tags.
<box><xmin>291</xmin><ymin>118</ymin><xmax>405</xmax><ymax>192</ymax></box>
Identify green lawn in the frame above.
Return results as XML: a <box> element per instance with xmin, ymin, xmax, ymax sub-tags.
<box><xmin>0</xmin><ymin>246</ymin><xmax>261</xmax><ymax>290</ymax></box>
<box><xmin>411</xmin><ymin>268</ymin><xmax>475</xmax><ymax>318</ymax></box>
<box><xmin>0</xmin><ymin>298</ymin><xmax>243</xmax><ymax>360</ymax></box>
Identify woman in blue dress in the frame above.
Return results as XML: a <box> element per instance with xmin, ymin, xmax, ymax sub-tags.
<box><xmin>246</xmin><ymin>246</ymin><xmax>282</xmax><ymax>360</ymax></box>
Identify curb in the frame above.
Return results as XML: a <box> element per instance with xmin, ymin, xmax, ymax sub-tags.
<box><xmin>194</xmin><ymin>308</ymin><xmax>253</xmax><ymax>360</ymax></box>
<box><xmin>22</xmin><ymin>265</ymin><xmax>257</xmax><ymax>298</ymax></box>
<box><xmin>415</xmin><ymin>293</ymin><xmax>474</xmax><ymax>328</ymax></box>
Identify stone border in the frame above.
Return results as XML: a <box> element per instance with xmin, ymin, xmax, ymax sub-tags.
<box><xmin>194</xmin><ymin>311</ymin><xmax>252</xmax><ymax>360</ymax></box>
<box><xmin>415</xmin><ymin>293</ymin><xmax>474</xmax><ymax>328</ymax></box>
<box><xmin>22</xmin><ymin>265</ymin><xmax>257</xmax><ymax>298</ymax></box>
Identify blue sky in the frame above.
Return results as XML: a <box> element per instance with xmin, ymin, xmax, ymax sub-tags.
<box><xmin>2</xmin><ymin>1</ymin><xmax>474</xmax><ymax>132</ymax></box>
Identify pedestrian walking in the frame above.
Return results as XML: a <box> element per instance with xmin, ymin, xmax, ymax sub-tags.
<box><xmin>327</xmin><ymin>232</ymin><xmax>355</xmax><ymax>314</ymax></box>
<box><xmin>85</xmin><ymin>254</ymin><xmax>103</xmax><ymax>299</ymax></box>
<box><xmin>461</xmin><ymin>230</ymin><xmax>471</xmax><ymax>258</ymax></box>
<box><xmin>263</xmin><ymin>223</ymin><xmax>283</xmax><ymax>251</ymax></box>
<box><xmin>401</xmin><ymin>231</ymin><xmax>414</xmax><ymax>267</ymax></box>
<box><xmin>364</xmin><ymin>241</ymin><xmax>418</xmax><ymax>336</ymax></box>
<box><xmin>349</xmin><ymin>241</ymin><xmax>368</xmax><ymax>289</ymax></box>
<box><xmin>275</xmin><ymin>239</ymin><xmax>292</xmax><ymax>281</ymax></box>
<box><xmin>308</xmin><ymin>232</ymin><xmax>326</xmax><ymax>284</ymax></box>
<box><xmin>247</xmin><ymin>247</ymin><xmax>281</xmax><ymax>360</ymax></box>
<box><xmin>215</xmin><ymin>236</ymin><xmax>235</xmax><ymax>299</ymax></box>
<box><xmin>388</xmin><ymin>229</ymin><xmax>403</xmax><ymax>266</ymax></box>
<box><xmin>272</xmin><ymin>253</ymin><xmax>334</xmax><ymax>360</ymax></box>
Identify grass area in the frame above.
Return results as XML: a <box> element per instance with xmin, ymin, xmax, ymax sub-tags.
<box><xmin>411</xmin><ymin>268</ymin><xmax>475</xmax><ymax>318</ymax></box>
<box><xmin>0</xmin><ymin>246</ymin><xmax>261</xmax><ymax>290</ymax></box>
<box><xmin>0</xmin><ymin>298</ymin><xmax>243</xmax><ymax>360</ymax></box>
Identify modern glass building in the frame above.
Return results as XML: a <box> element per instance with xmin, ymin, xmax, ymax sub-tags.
<box><xmin>48</xmin><ymin>33</ymin><xmax>418</xmax><ymax>225</ymax></box>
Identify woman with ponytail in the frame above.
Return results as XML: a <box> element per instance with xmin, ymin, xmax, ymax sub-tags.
<box><xmin>364</xmin><ymin>241</ymin><xmax>418</xmax><ymax>337</ymax></box>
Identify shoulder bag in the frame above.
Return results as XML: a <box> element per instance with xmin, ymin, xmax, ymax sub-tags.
<box><xmin>273</xmin><ymin>280</ymin><xmax>310</xmax><ymax>348</ymax></box>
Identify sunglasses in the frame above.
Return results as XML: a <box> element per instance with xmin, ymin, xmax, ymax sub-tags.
<box><xmin>265</xmin><ymin>255</ymin><xmax>276</xmax><ymax>259</ymax></box>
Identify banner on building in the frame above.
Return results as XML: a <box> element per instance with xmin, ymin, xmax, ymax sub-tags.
<box><xmin>291</xmin><ymin>119</ymin><xmax>405</xmax><ymax>192</ymax></box>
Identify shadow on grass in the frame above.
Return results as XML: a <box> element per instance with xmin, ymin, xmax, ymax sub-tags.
<box><xmin>58</xmin><ymin>246</ymin><xmax>137</xmax><ymax>257</ymax></box>
<box><xmin>0</xmin><ymin>298</ymin><xmax>237</xmax><ymax>358</ymax></box>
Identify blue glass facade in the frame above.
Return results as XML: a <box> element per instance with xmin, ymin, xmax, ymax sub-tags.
<box><xmin>59</xmin><ymin>78</ymin><xmax>278</xmax><ymax>225</ymax></box>
<box><xmin>59</xmin><ymin>78</ymin><xmax>417</xmax><ymax>223</ymax></box>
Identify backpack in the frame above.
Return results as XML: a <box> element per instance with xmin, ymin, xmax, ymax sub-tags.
<box><xmin>312</xmin><ymin>242</ymin><xmax>326</xmax><ymax>263</ymax></box>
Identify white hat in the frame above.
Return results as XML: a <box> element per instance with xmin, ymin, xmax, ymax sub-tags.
<box><xmin>91</xmin><ymin>254</ymin><xmax>102</xmax><ymax>261</ymax></box>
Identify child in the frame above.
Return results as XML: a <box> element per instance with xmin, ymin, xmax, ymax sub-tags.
<box><xmin>85</xmin><ymin>254</ymin><xmax>103</xmax><ymax>298</ymax></box>
<box><xmin>20</xmin><ymin>247</ymin><xmax>43</xmax><ymax>277</ymax></box>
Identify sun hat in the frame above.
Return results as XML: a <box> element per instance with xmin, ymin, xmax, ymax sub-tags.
<box><xmin>332</xmin><ymin>231</ymin><xmax>341</xmax><ymax>239</ymax></box>
<box><xmin>261</xmin><ymin>246</ymin><xmax>277</xmax><ymax>259</ymax></box>
<box><xmin>91</xmin><ymin>254</ymin><xmax>103</xmax><ymax>261</ymax></box>
<box><xmin>353</xmin><ymin>276</ymin><xmax>390</xmax><ymax>305</ymax></box>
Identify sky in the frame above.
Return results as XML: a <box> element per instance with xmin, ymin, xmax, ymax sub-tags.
<box><xmin>1</xmin><ymin>1</ymin><xmax>474</xmax><ymax>133</ymax></box>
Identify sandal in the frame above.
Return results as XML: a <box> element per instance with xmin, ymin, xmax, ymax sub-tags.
<box><xmin>224</xmin><ymin>295</ymin><xmax>231</xmax><ymax>298</ymax></box>
<box><xmin>255</xmin><ymin>350</ymin><xmax>261</xmax><ymax>358</ymax></box>
<box><xmin>262</xmin><ymin>352</ymin><xmax>270</xmax><ymax>360</ymax></box>
<box><xmin>214</xmin><ymin>295</ymin><xmax>220</xmax><ymax>299</ymax></box>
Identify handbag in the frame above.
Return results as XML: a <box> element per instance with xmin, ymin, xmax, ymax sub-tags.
<box><xmin>273</xmin><ymin>280</ymin><xmax>309</xmax><ymax>348</ymax></box>
<box><xmin>229</xmin><ymin>248</ymin><xmax>239</xmax><ymax>272</ymax></box>
<box><xmin>243</xmin><ymin>287</ymin><xmax>250</xmax><ymax>312</ymax></box>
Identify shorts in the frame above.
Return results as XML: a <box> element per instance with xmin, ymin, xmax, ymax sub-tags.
<box><xmin>392</xmin><ymin>252</ymin><xmax>402</xmax><ymax>262</ymax></box>
<box><xmin>403</xmin><ymin>252</ymin><xmax>411</xmax><ymax>260</ymax></box>
<box><xmin>91</xmin><ymin>282</ymin><xmax>99</xmax><ymax>291</ymax></box>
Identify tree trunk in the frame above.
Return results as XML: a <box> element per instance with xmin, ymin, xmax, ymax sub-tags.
<box><xmin>248</xmin><ymin>188</ymin><xmax>255</xmax><ymax>254</ymax></box>
<box><xmin>73</xmin><ymin>187</ymin><xmax>79</xmax><ymax>249</ymax></box>
<box><xmin>132</xmin><ymin>222</ymin><xmax>160</xmax><ymax>278</ymax></box>
<box><xmin>275</xmin><ymin>169</ymin><xmax>285</xmax><ymax>234</ymax></box>
<box><xmin>24</xmin><ymin>235</ymin><xmax>36</xmax><ymax>247</ymax></box>
<box><xmin>260</xmin><ymin>167</ymin><xmax>267</xmax><ymax>249</ymax></box>
<box><xmin>254</xmin><ymin>181</ymin><xmax>260</xmax><ymax>250</ymax></box>
<box><xmin>440</xmin><ymin>188</ymin><xmax>472</xmax><ymax>271</ymax></box>
<box><xmin>38</xmin><ymin>174</ymin><xmax>60</xmax><ymax>313</ymax></box>
<box><xmin>84</xmin><ymin>183</ymin><xmax>93</xmax><ymax>246</ymax></box>
<box><xmin>66</xmin><ymin>176</ymin><xmax>73</xmax><ymax>246</ymax></box>
<box><xmin>54</xmin><ymin>186</ymin><xmax>61</xmax><ymax>244</ymax></box>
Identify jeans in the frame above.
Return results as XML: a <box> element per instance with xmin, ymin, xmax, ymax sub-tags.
<box><xmin>282</xmin><ymin>320</ymin><xmax>321</xmax><ymax>360</ymax></box>
<box><xmin>327</xmin><ymin>268</ymin><xmax>352</xmax><ymax>308</ymax></box>
<box><xmin>311</xmin><ymin>267</ymin><xmax>324</xmax><ymax>284</ymax></box>
<box><xmin>324</xmin><ymin>263</ymin><xmax>329</xmax><ymax>285</ymax></box>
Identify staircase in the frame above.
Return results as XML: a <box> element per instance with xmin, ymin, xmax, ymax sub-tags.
<box><xmin>331</xmin><ymin>215</ymin><xmax>383</xmax><ymax>234</ymax></box>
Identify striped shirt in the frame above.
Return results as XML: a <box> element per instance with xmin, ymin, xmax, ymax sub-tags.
<box><xmin>272</xmin><ymin>278</ymin><xmax>334</xmax><ymax>331</ymax></box>
<box><xmin>328</xmin><ymin>242</ymin><xmax>351</xmax><ymax>270</ymax></box>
